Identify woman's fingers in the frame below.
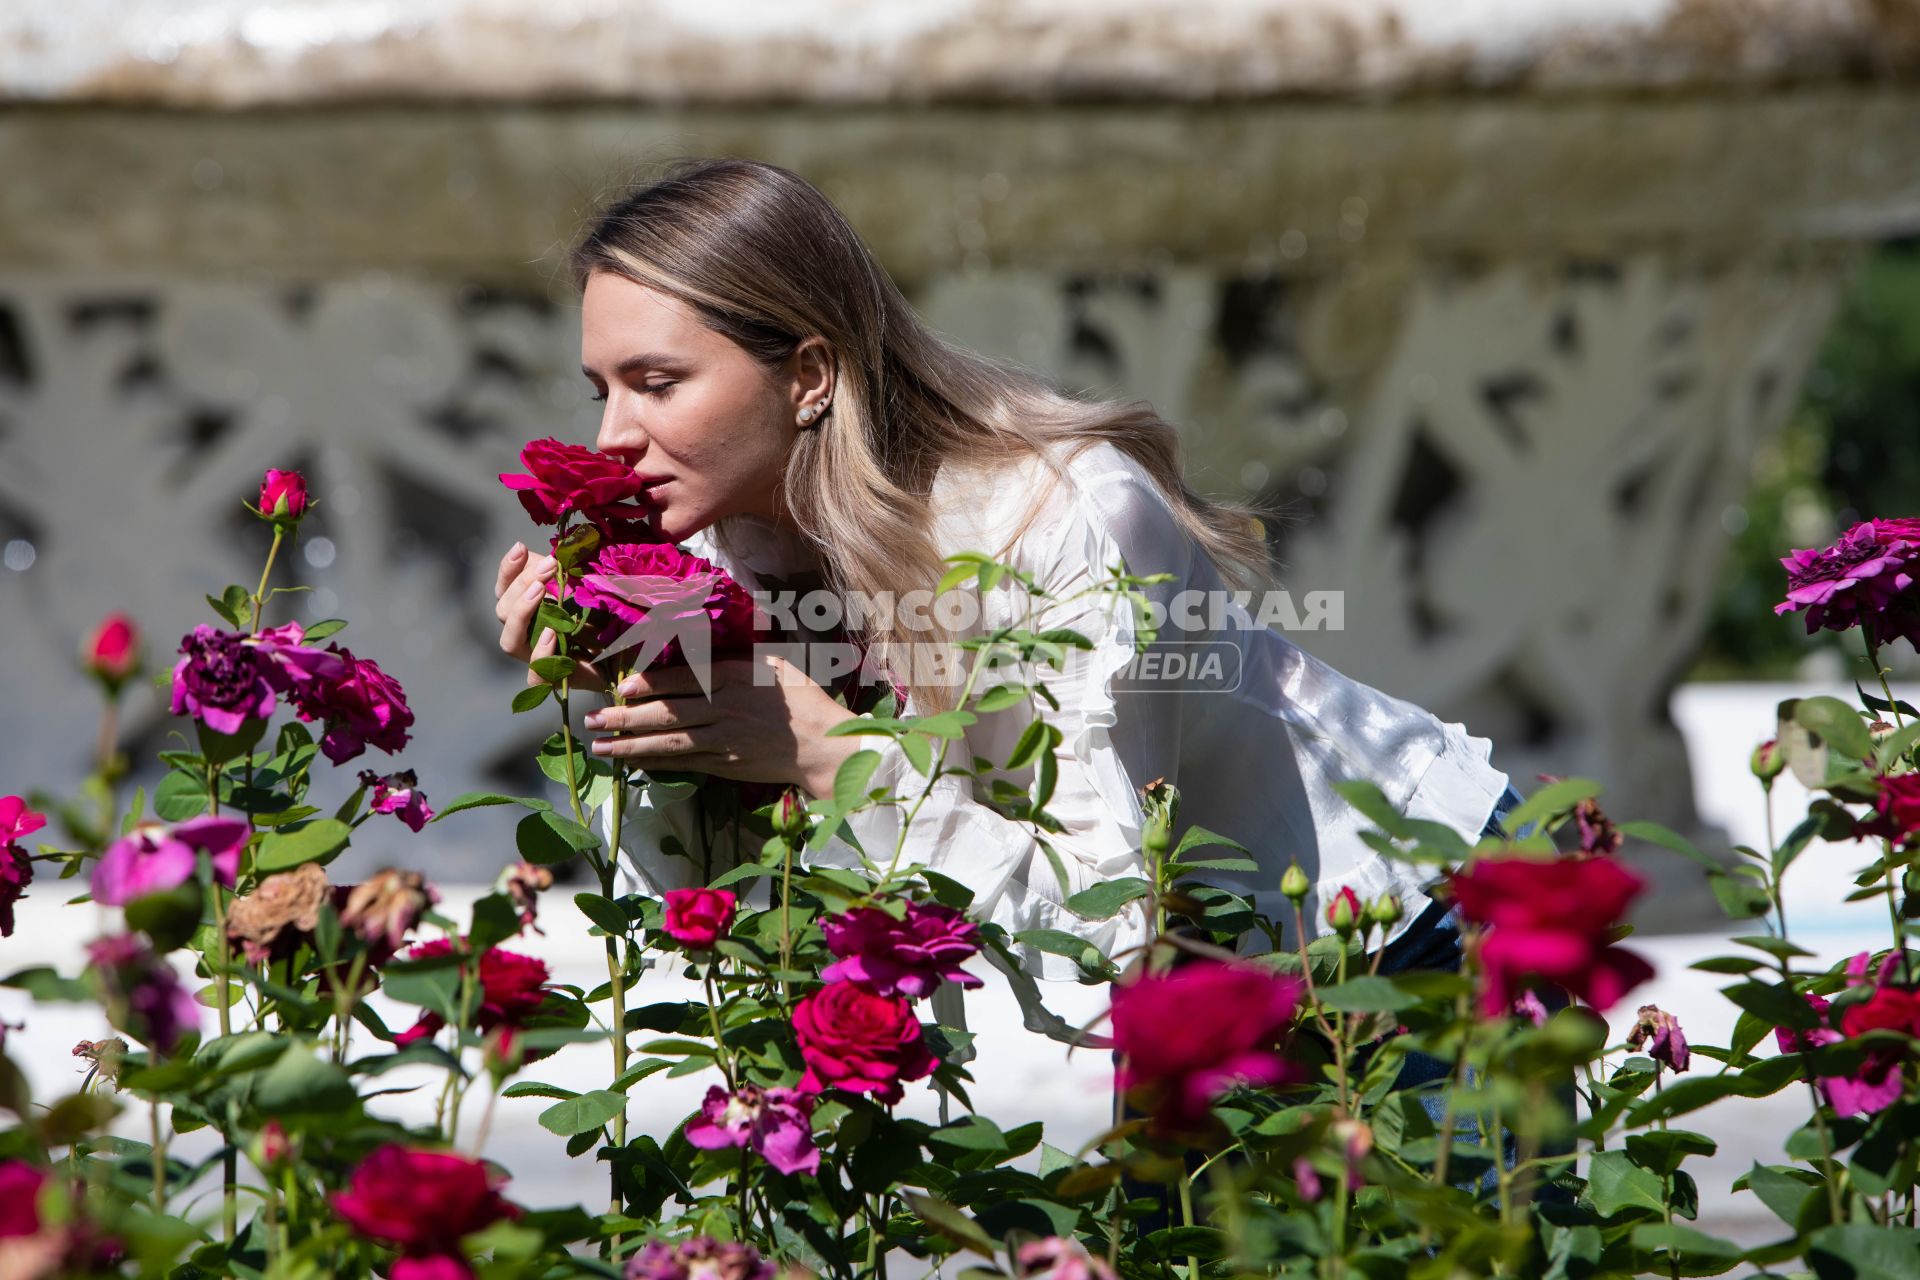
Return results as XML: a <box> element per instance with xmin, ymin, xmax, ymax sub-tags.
<box><xmin>496</xmin><ymin>557</ymin><xmax>554</xmax><ymax>659</ymax></box>
<box><xmin>493</xmin><ymin>541</ymin><xmax>529</xmax><ymax>601</ymax></box>
<box><xmin>584</xmin><ymin>697</ymin><xmax>721</xmax><ymax>735</ymax></box>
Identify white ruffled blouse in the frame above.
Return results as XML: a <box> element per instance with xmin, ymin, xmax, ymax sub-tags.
<box><xmin>599</xmin><ymin>440</ymin><xmax>1512</xmax><ymax>980</ymax></box>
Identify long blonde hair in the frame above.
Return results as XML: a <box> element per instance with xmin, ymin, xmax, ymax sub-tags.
<box><xmin>568</xmin><ymin>157</ymin><xmax>1278</xmax><ymax>714</ymax></box>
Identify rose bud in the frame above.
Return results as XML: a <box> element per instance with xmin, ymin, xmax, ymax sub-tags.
<box><xmin>1325</xmin><ymin>886</ymin><xmax>1362</xmax><ymax>936</ymax></box>
<box><xmin>249</xmin><ymin>1119</ymin><xmax>295</xmax><ymax>1172</ymax></box>
<box><xmin>257</xmin><ymin>469</ymin><xmax>309</xmax><ymax>522</ymax></box>
<box><xmin>1366</xmin><ymin>893</ymin><xmax>1403</xmax><ymax>929</ymax></box>
<box><xmin>775</xmin><ymin>788</ymin><xmax>810</xmax><ymax>843</ymax></box>
<box><xmin>82</xmin><ymin>613</ymin><xmax>142</xmax><ymax>695</ymax></box>
<box><xmin>1751</xmin><ymin>738</ymin><xmax>1785</xmax><ymax>783</ymax></box>
<box><xmin>484</xmin><ymin>1026</ymin><xmax>526</xmax><ymax>1085</ymax></box>
<box><xmin>1280</xmin><ymin>863</ymin><xmax>1310</xmax><ymax>902</ymax></box>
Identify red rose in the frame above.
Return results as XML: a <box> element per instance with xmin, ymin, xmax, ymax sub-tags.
<box><xmin>662</xmin><ymin>888</ymin><xmax>736</xmax><ymax>949</ymax></box>
<box><xmin>1325</xmin><ymin>886</ymin><xmax>1362</xmax><ymax>932</ymax></box>
<box><xmin>1448</xmin><ymin>855</ymin><xmax>1654</xmax><ymax>1016</ymax></box>
<box><xmin>331</xmin><ymin>1144</ymin><xmax>517</xmax><ymax>1266</ymax></box>
<box><xmin>498</xmin><ymin>438</ymin><xmax>649</xmax><ymax>526</ymax></box>
<box><xmin>258</xmin><ymin>469</ymin><xmax>308</xmax><ymax>520</ymax></box>
<box><xmin>392</xmin><ymin>938</ymin><xmax>552</xmax><ymax>1047</ymax></box>
<box><xmin>83</xmin><ymin>613</ymin><xmax>141</xmax><ymax>690</ymax></box>
<box><xmin>1857</xmin><ymin>773</ymin><xmax>1920</xmax><ymax>847</ymax></box>
<box><xmin>1110</xmin><ymin>960</ymin><xmax>1303</xmax><ymax>1129</ymax></box>
<box><xmin>792</xmin><ymin>982</ymin><xmax>939</xmax><ymax>1104</ymax></box>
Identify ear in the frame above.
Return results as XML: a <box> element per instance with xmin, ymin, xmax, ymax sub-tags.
<box><xmin>787</xmin><ymin>336</ymin><xmax>836</xmax><ymax>411</ymax></box>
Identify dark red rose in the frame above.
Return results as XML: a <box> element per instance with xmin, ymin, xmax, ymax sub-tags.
<box><xmin>1110</xmin><ymin>960</ymin><xmax>1303</xmax><ymax>1129</ymax></box>
<box><xmin>792</xmin><ymin>982</ymin><xmax>939</xmax><ymax>1104</ymax></box>
<box><xmin>499</xmin><ymin>437</ymin><xmax>650</xmax><ymax>526</ymax></box>
<box><xmin>332</xmin><ymin>1144</ymin><xmax>517</xmax><ymax>1268</ymax></box>
<box><xmin>392</xmin><ymin>938</ymin><xmax>553</xmax><ymax>1047</ymax></box>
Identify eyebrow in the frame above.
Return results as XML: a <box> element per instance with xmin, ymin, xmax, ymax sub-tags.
<box><xmin>581</xmin><ymin>352</ymin><xmax>690</xmax><ymax>379</ymax></box>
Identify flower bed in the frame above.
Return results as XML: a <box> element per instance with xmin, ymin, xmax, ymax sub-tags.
<box><xmin>3</xmin><ymin>455</ymin><xmax>1920</xmax><ymax>1278</ymax></box>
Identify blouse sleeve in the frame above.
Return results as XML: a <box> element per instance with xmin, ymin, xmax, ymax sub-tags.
<box><xmin>817</xmin><ymin>469</ymin><xmax>1192</xmax><ymax>981</ymax></box>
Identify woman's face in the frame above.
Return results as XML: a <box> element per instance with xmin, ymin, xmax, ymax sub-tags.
<box><xmin>580</xmin><ymin>270</ymin><xmax>810</xmax><ymax>543</ymax></box>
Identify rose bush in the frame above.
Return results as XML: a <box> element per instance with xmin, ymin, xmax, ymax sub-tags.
<box><xmin>4</xmin><ymin>461</ymin><xmax>1920</xmax><ymax>1279</ymax></box>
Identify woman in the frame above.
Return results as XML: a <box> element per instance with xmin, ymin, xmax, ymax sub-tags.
<box><xmin>492</xmin><ymin>157</ymin><xmax>1514</xmax><ymax>980</ymax></box>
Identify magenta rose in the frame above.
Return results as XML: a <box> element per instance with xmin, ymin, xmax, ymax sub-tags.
<box><xmin>683</xmin><ymin>1083</ymin><xmax>820</xmax><ymax>1175</ymax></box>
<box><xmin>287</xmin><ymin>644</ymin><xmax>414</xmax><ymax>764</ymax></box>
<box><xmin>1857</xmin><ymin>773</ymin><xmax>1920</xmax><ymax>847</ymax></box>
<box><xmin>87</xmin><ymin>933</ymin><xmax>199</xmax><ymax>1054</ymax></box>
<box><xmin>499</xmin><ymin>437</ymin><xmax>650</xmax><ymax>526</ymax></box>
<box><xmin>332</xmin><ymin>1144</ymin><xmax>518</xmax><ymax>1273</ymax></box>
<box><xmin>83</xmin><ymin>612</ymin><xmax>141</xmax><ymax>692</ymax></box>
<box><xmin>258</xmin><ymin>468</ymin><xmax>308</xmax><ymax>521</ymax></box>
<box><xmin>1110</xmin><ymin>959</ymin><xmax>1304</xmax><ymax>1129</ymax></box>
<box><xmin>572</xmin><ymin>542</ymin><xmax>761</xmax><ymax>669</ymax></box>
<box><xmin>1775</xmin><ymin>516</ymin><xmax>1920</xmax><ymax>649</ymax></box>
<box><xmin>1016</xmin><ymin>1237</ymin><xmax>1119</xmax><ymax>1280</ymax></box>
<box><xmin>661</xmin><ymin>888</ymin><xmax>736</xmax><ymax>949</ymax></box>
<box><xmin>821</xmin><ymin>902</ymin><xmax>984</xmax><ymax>999</ymax></box>
<box><xmin>1447</xmin><ymin>854</ymin><xmax>1655</xmax><ymax>1017</ymax></box>
<box><xmin>91</xmin><ymin>815</ymin><xmax>251</xmax><ymax>906</ymax></box>
<box><xmin>359</xmin><ymin>770</ymin><xmax>434</xmax><ymax>832</ymax></box>
<box><xmin>170</xmin><ymin>625</ymin><xmax>279</xmax><ymax>734</ymax></box>
<box><xmin>1</xmin><ymin>795</ymin><xmax>45</xmax><ymax>938</ymax></box>
<box><xmin>792</xmin><ymin>982</ymin><xmax>939</xmax><ymax>1104</ymax></box>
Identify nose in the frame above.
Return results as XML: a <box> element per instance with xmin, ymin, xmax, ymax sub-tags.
<box><xmin>594</xmin><ymin>397</ymin><xmax>647</xmax><ymax>462</ymax></box>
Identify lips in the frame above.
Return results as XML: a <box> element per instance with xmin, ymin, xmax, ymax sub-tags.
<box><xmin>634</xmin><ymin>475</ymin><xmax>671</xmax><ymax>488</ymax></box>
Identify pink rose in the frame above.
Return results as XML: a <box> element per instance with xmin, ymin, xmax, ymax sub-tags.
<box><xmin>1</xmin><ymin>795</ymin><xmax>46</xmax><ymax>938</ymax></box>
<box><xmin>498</xmin><ymin>437</ymin><xmax>650</xmax><ymax>526</ymax></box>
<box><xmin>287</xmin><ymin>645</ymin><xmax>414</xmax><ymax>764</ymax></box>
<box><xmin>91</xmin><ymin>815</ymin><xmax>251</xmax><ymax>905</ymax></box>
<box><xmin>1110</xmin><ymin>960</ymin><xmax>1304</xmax><ymax>1129</ymax></box>
<box><xmin>662</xmin><ymin>888</ymin><xmax>736</xmax><ymax>949</ymax></box>
<box><xmin>821</xmin><ymin>902</ymin><xmax>984</xmax><ymax>1000</ymax></box>
<box><xmin>792</xmin><ymin>982</ymin><xmax>939</xmax><ymax>1104</ymax></box>
<box><xmin>258</xmin><ymin>469</ymin><xmax>308</xmax><ymax>520</ymax></box>
<box><xmin>575</xmin><ymin>542</ymin><xmax>761</xmax><ymax>669</ymax></box>
<box><xmin>683</xmin><ymin>1083</ymin><xmax>820</xmax><ymax>1175</ymax></box>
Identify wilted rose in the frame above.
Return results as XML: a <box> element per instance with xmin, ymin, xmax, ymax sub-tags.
<box><xmin>792</xmin><ymin>982</ymin><xmax>939</xmax><ymax>1104</ymax></box>
<box><xmin>1626</xmin><ymin>1004</ymin><xmax>1691</xmax><ymax>1073</ymax></box>
<box><xmin>337</xmin><ymin>868</ymin><xmax>438</xmax><ymax>962</ymax></box>
<box><xmin>359</xmin><ymin>769</ymin><xmax>434</xmax><ymax>832</ymax></box>
<box><xmin>225</xmin><ymin>864</ymin><xmax>331</xmax><ymax>965</ymax></box>
<box><xmin>500</xmin><ymin>861</ymin><xmax>552</xmax><ymax>935</ymax></box>
<box><xmin>662</xmin><ymin>888</ymin><xmax>736</xmax><ymax>949</ymax></box>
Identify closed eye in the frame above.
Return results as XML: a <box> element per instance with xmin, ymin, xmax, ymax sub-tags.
<box><xmin>588</xmin><ymin>381</ymin><xmax>677</xmax><ymax>403</ymax></box>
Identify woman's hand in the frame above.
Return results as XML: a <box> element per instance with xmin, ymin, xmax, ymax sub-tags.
<box><xmin>581</xmin><ymin>651</ymin><xmax>865</xmax><ymax>798</ymax></box>
<box><xmin>491</xmin><ymin>541</ymin><xmax>610</xmax><ymax>692</ymax></box>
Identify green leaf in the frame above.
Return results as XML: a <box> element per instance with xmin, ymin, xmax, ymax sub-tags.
<box><xmin>538</xmin><ymin>1089</ymin><xmax>626</xmax><ymax>1136</ymax></box>
<box><xmin>432</xmin><ymin>791</ymin><xmax>552</xmax><ymax>820</ymax></box>
<box><xmin>1626</xmin><ymin>1073</ymin><xmax>1766</xmax><ymax>1125</ymax></box>
<box><xmin>153</xmin><ymin>771</ymin><xmax>209</xmax><ymax>822</ymax></box>
<box><xmin>1618</xmin><ymin>820</ymin><xmax>1718</xmax><ymax>871</ymax></box>
<box><xmin>1709</xmin><ymin>870</ymin><xmax>1773</xmax><ymax>920</ymax></box>
<box><xmin>1794</xmin><ymin>695</ymin><xmax>1876</xmax><ymax>761</ymax></box>
<box><xmin>833</xmin><ymin>750</ymin><xmax>881</xmax><ymax>812</ymax></box>
<box><xmin>467</xmin><ymin>892</ymin><xmax>523</xmax><ymax>953</ymax></box>
<box><xmin>906</xmin><ymin>710</ymin><xmax>975</xmax><ymax>740</ymax></box>
<box><xmin>1004</xmin><ymin>719</ymin><xmax>1051</xmax><ymax>771</ymax></box>
<box><xmin>302</xmin><ymin>618</ymin><xmax>347</xmax><ymax>643</ymax></box>
<box><xmin>1063</xmin><ymin>877</ymin><xmax>1152</xmax><ymax>921</ymax></box>
<box><xmin>208</xmin><ymin>584</ymin><xmax>251</xmax><ymax>627</ymax></box>
<box><xmin>1630</xmin><ymin>1224</ymin><xmax>1743</xmax><ymax>1263</ymax></box>
<box><xmin>530</xmin><ymin>655</ymin><xmax>577</xmax><ymax>683</ymax></box>
<box><xmin>903</xmin><ymin>1192</ymin><xmax>997</xmax><ymax>1257</ymax></box>
<box><xmin>254</xmin><ymin>1044</ymin><xmax>356</xmax><ymax>1116</ymax></box>
<box><xmin>1807</xmin><ymin>1225</ymin><xmax>1920</xmax><ymax>1280</ymax></box>
<box><xmin>1744</xmin><ymin>1161</ymin><xmax>1818</xmax><ymax>1227</ymax></box>
<box><xmin>1585</xmin><ymin>1149</ymin><xmax>1668</xmax><ymax>1217</ymax></box>
<box><xmin>926</xmin><ymin>1115</ymin><xmax>1009</xmax><ymax>1155</ymax></box>
<box><xmin>1315</xmin><ymin>975</ymin><xmax>1420</xmax><ymax>1014</ymax></box>
<box><xmin>971</xmin><ymin>683</ymin><xmax>1027</xmax><ymax>713</ymax></box>
<box><xmin>575</xmin><ymin>893</ymin><xmax>628</xmax><ymax>936</ymax></box>
<box><xmin>255</xmin><ymin>819</ymin><xmax>351</xmax><ymax>872</ymax></box>
<box><xmin>1624</xmin><ymin>1129</ymin><xmax>1716</xmax><ymax>1176</ymax></box>
<box><xmin>516</xmin><ymin>811</ymin><xmax>601</xmax><ymax>865</ymax></box>
<box><xmin>511</xmin><ymin>684</ymin><xmax>553</xmax><ymax>714</ymax></box>
<box><xmin>1500</xmin><ymin>777</ymin><xmax>1604</xmax><ymax>839</ymax></box>
<box><xmin>1722</xmin><ymin>979</ymin><xmax>1819</xmax><ymax>1030</ymax></box>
